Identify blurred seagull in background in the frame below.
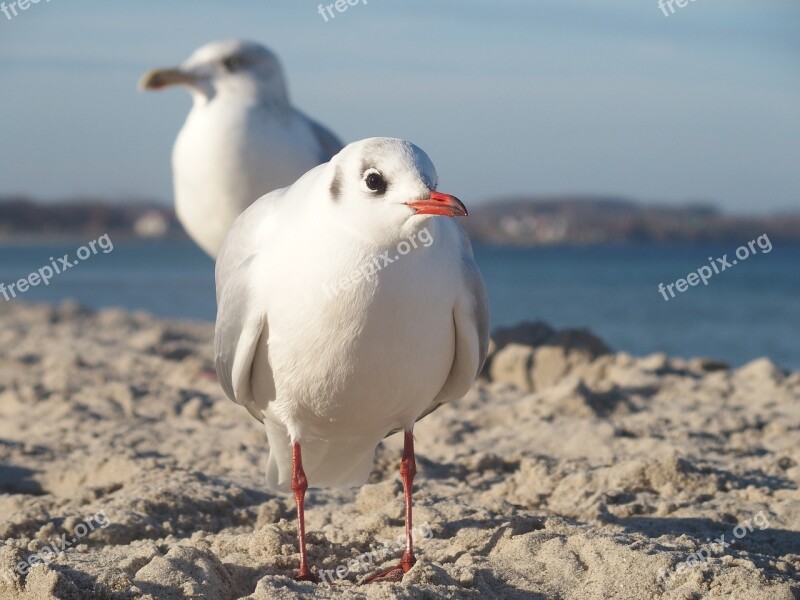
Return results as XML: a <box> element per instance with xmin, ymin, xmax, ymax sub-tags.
<box><xmin>140</xmin><ymin>40</ymin><xmax>343</xmax><ymax>257</ymax></box>
<box><xmin>214</xmin><ymin>137</ymin><xmax>490</xmax><ymax>583</ymax></box>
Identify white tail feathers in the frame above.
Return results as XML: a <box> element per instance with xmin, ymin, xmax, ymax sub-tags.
<box><xmin>263</xmin><ymin>413</ymin><xmax>382</xmax><ymax>493</ymax></box>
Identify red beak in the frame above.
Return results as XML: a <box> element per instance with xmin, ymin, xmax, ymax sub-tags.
<box><xmin>407</xmin><ymin>191</ymin><xmax>468</xmax><ymax>217</ymax></box>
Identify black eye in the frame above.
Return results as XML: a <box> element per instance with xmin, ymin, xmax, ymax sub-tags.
<box><xmin>365</xmin><ymin>172</ymin><xmax>386</xmax><ymax>193</ymax></box>
<box><xmin>222</xmin><ymin>56</ymin><xmax>244</xmax><ymax>72</ymax></box>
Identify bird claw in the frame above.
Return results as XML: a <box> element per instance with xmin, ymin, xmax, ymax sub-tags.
<box><xmin>362</xmin><ymin>562</ymin><xmax>412</xmax><ymax>584</ymax></box>
<box><xmin>295</xmin><ymin>571</ymin><xmax>322</xmax><ymax>584</ymax></box>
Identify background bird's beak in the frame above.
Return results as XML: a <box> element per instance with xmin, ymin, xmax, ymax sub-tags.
<box><xmin>138</xmin><ymin>68</ymin><xmax>196</xmax><ymax>91</ymax></box>
<box><xmin>408</xmin><ymin>190</ymin><xmax>468</xmax><ymax>217</ymax></box>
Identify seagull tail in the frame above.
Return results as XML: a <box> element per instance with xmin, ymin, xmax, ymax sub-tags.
<box><xmin>263</xmin><ymin>414</ymin><xmax>381</xmax><ymax>494</ymax></box>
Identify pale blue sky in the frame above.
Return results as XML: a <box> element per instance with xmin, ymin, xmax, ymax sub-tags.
<box><xmin>0</xmin><ymin>0</ymin><xmax>798</xmax><ymax>212</ymax></box>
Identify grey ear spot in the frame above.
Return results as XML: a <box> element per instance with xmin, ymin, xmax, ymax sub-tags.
<box><xmin>329</xmin><ymin>166</ymin><xmax>343</xmax><ymax>202</ymax></box>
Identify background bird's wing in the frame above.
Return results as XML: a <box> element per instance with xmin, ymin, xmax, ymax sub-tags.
<box><xmin>300</xmin><ymin>112</ymin><xmax>345</xmax><ymax>162</ymax></box>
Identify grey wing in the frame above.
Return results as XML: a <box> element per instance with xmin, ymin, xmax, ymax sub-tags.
<box><xmin>214</xmin><ymin>254</ymin><xmax>271</xmax><ymax>422</ymax></box>
<box><xmin>301</xmin><ymin>112</ymin><xmax>345</xmax><ymax>162</ymax></box>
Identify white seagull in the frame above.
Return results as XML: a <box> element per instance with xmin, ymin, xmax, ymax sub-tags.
<box><xmin>140</xmin><ymin>40</ymin><xmax>343</xmax><ymax>257</ymax></box>
<box><xmin>214</xmin><ymin>138</ymin><xmax>489</xmax><ymax>583</ymax></box>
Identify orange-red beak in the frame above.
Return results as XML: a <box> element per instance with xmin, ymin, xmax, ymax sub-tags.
<box><xmin>407</xmin><ymin>190</ymin><xmax>468</xmax><ymax>217</ymax></box>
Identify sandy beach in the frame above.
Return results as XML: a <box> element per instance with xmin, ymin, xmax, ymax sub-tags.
<box><xmin>0</xmin><ymin>301</ymin><xmax>797</xmax><ymax>599</ymax></box>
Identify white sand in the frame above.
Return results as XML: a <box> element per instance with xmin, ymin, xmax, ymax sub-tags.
<box><xmin>0</xmin><ymin>301</ymin><xmax>797</xmax><ymax>599</ymax></box>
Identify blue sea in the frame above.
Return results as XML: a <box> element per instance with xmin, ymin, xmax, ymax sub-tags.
<box><xmin>1</xmin><ymin>239</ymin><xmax>798</xmax><ymax>369</ymax></box>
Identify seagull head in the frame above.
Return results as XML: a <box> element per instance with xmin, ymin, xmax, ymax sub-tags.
<box><xmin>324</xmin><ymin>138</ymin><xmax>468</xmax><ymax>233</ymax></box>
<box><xmin>139</xmin><ymin>40</ymin><xmax>289</xmax><ymax>107</ymax></box>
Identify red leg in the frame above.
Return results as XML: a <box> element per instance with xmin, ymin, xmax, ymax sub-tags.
<box><xmin>365</xmin><ymin>430</ymin><xmax>417</xmax><ymax>583</ymax></box>
<box><xmin>291</xmin><ymin>442</ymin><xmax>319</xmax><ymax>583</ymax></box>
<box><xmin>399</xmin><ymin>430</ymin><xmax>417</xmax><ymax>571</ymax></box>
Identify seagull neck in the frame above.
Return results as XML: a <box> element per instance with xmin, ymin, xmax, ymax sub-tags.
<box><xmin>258</xmin><ymin>95</ymin><xmax>292</xmax><ymax>120</ymax></box>
<box><xmin>214</xmin><ymin>88</ymin><xmax>292</xmax><ymax>120</ymax></box>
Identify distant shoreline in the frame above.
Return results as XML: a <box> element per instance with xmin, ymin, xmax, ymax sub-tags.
<box><xmin>1</xmin><ymin>196</ymin><xmax>799</xmax><ymax>246</ymax></box>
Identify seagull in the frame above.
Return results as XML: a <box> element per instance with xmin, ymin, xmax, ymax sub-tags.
<box><xmin>139</xmin><ymin>40</ymin><xmax>343</xmax><ymax>257</ymax></box>
<box><xmin>214</xmin><ymin>137</ymin><xmax>489</xmax><ymax>583</ymax></box>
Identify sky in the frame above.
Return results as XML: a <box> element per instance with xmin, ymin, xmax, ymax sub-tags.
<box><xmin>0</xmin><ymin>0</ymin><xmax>798</xmax><ymax>213</ymax></box>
